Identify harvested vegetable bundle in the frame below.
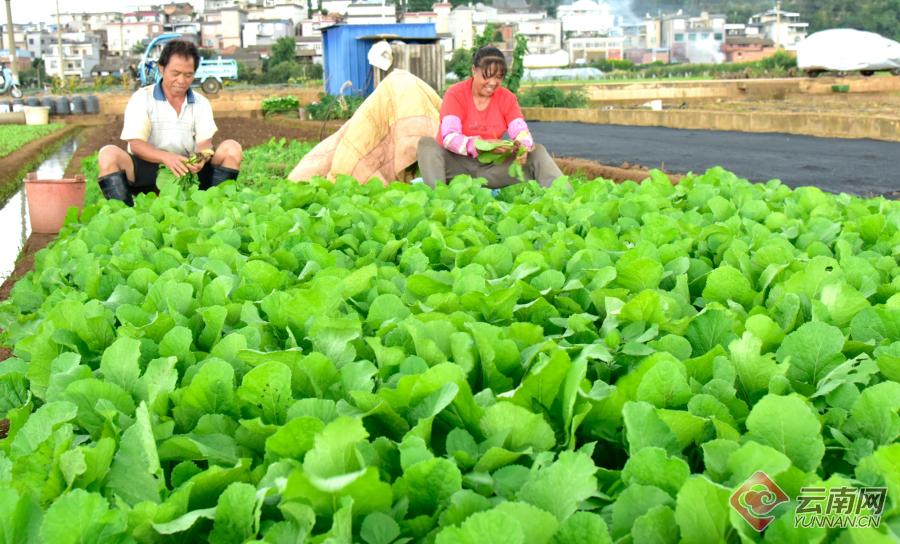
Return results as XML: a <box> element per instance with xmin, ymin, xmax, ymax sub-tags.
<box><xmin>474</xmin><ymin>139</ymin><xmax>528</xmax><ymax>184</ymax></box>
<box><xmin>163</xmin><ymin>148</ymin><xmax>216</xmax><ymax>189</ymax></box>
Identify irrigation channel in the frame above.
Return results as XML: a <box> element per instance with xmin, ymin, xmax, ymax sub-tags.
<box><xmin>0</xmin><ymin>138</ymin><xmax>78</xmax><ymax>284</ymax></box>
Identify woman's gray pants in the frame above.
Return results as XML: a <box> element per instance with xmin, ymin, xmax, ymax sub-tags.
<box><xmin>417</xmin><ymin>137</ymin><xmax>563</xmax><ymax>188</ymax></box>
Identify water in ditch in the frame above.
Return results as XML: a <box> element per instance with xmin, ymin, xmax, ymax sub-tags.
<box><xmin>0</xmin><ymin>138</ymin><xmax>79</xmax><ymax>284</ymax></box>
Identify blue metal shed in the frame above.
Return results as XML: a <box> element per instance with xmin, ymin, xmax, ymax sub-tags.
<box><xmin>321</xmin><ymin>23</ymin><xmax>437</xmax><ymax>96</ymax></box>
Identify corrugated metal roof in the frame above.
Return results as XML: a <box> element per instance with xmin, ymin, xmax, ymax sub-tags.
<box><xmin>322</xmin><ymin>23</ymin><xmax>437</xmax><ymax>96</ymax></box>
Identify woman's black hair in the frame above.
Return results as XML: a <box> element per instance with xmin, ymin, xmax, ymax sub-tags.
<box><xmin>158</xmin><ymin>39</ymin><xmax>200</xmax><ymax>71</ymax></box>
<box><xmin>472</xmin><ymin>46</ymin><xmax>507</xmax><ymax>79</ymax></box>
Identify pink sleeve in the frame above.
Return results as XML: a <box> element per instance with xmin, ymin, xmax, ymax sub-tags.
<box><xmin>438</xmin><ymin>86</ymin><xmax>477</xmax><ymax>157</ymax></box>
<box><xmin>508</xmin><ymin>118</ymin><xmax>534</xmax><ymax>151</ymax></box>
<box><xmin>440</xmin><ymin>115</ymin><xmax>478</xmax><ymax>157</ymax></box>
<box><xmin>500</xmin><ymin>91</ymin><xmax>533</xmax><ymax>150</ymax></box>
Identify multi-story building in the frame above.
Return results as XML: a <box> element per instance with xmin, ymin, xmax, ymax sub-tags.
<box><xmin>660</xmin><ymin>11</ymin><xmax>726</xmax><ymax>63</ymax></box>
<box><xmin>107</xmin><ymin>20</ymin><xmax>166</xmax><ymax>55</ymax></box>
<box><xmin>242</xmin><ymin>19</ymin><xmax>294</xmax><ymax>46</ymax></box>
<box><xmin>201</xmin><ymin>7</ymin><xmax>250</xmax><ymax>49</ymax></box>
<box><xmin>162</xmin><ymin>3</ymin><xmax>201</xmax><ymax>34</ymax></box>
<box><xmin>320</xmin><ymin>0</ymin><xmax>353</xmax><ymax>16</ymax></box>
<box><xmin>247</xmin><ymin>0</ymin><xmax>310</xmax><ymax>29</ymax></box>
<box><xmin>57</xmin><ymin>12</ymin><xmax>121</xmax><ymax>33</ymax></box>
<box><xmin>721</xmin><ymin>36</ymin><xmax>776</xmax><ymax>62</ymax></box>
<box><xmin>557</xmin><ymin>0</ymin><xmax>613</xmax><ymax>36</ymax></box>
<box><xmin>23</xmin><ymin>31</ymin><xmax>55</xmax><ymax>58</ymax></box>
<box><xmin>448</xmin><ymin>6</ymin><xmax>475</xmax><ymax>51</ymax></box>
<box><xmin>220</xmin><ymin>7</ymin><xmax>249</xmax><ymax>48</ymax></box>
<box><xmin>403</xmin><ymin>2</ymin><xmax>450</xmax><ymax>33</ymax></box>
<box><xmin>747</xmin><ymin>7</ymin><xmax>808</xmax><ymax>48</ymax></box>
<box><xmin>44</xmin><ymin>32</ymin><xmax>103</xmax><ymax>78</ymax></box>
<box><xmin>516</xmin><ymin>20</ymin><xmax>562</xmax><ymax>55</ymax></box>
<box><xmin>345</xmin><ymin>0</ymin><xmax>397</xmax><ymax>25</ymax></box>
<box><xmin>566</xmin><ymin>34</ymin><xmax>624</xmax><ymax>63</ymax></box>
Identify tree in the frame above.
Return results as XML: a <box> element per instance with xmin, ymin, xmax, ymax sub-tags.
<box><xmin>448</xmin><ymin>48</ymin><xmax>473</xmax><ymax>79</ymax></box>
<box><xmin>505</xmin><ymin>34</ymin><xmax>528</xmax><ymax>93</ymax></box>
<box><xmin>270</xmin><ymin>36</ymin><xmax>297</xmax><ymax>66</ymax></box>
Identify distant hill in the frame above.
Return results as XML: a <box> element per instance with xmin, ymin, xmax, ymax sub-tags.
<box><xmin>628</xmin><ymin>0</ymin><xmax>900</xmax><ymax>41</ymax></box>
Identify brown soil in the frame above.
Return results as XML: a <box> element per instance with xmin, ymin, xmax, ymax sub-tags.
<box><xmin>555</xmin><ymin>156</ymin><xmax>681</xmax><ymax>184</ymax></box>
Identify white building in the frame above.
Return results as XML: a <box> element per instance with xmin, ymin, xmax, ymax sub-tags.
<box><xmin>44</xmin><ymin>32</ymin><xmax>103</xmax><ymax>78</ymax></box>
<box><xmin>404</xmin><ymin>2</ymin><xmax>451</xmax><ymax>34</ymax></box>
<box><xmin>566</xmin><ymin>34</ymin><xmax>624</xmax><ymax>63</ymax></box>
<box><xmin>247</xmin><ymin>0</ymin><xmax>310</xmax><ymax>27</ymax></box>
<box><xmin>107</xmin><ymin>22</ymin><xmax>165</xmax><ymax>55</ymax></box>
<box><xmin>242</xmin><ymin>19</ymin><xmax>294</xmax><ymax>46</ymax></box>
<box><xmin>320</xmin><ymin>0</ymin><xmax>353</xmax><ymax>15</ymax></box>
<box><xmin>23</xmin><ymin>31</ymin><xmax>55</xmax><ymax>58</ymax></box>
<box><xmin>660</xmin><ymin>11</ymin><xmax>726</xmax><ymax>63</ymax></box>
<box><xmin>346</xmin><ymin>0</ymin><xmax>397</xmax><ymax>24</ymax></box>
<box><xmin>517</xmin><ymin>20</ymin><xmax>562</xmax><ymax>55</ymax></box>
<box><xmin>449</xmin><ymin>6</ymin><xmax>475</xmax><ymax>51</ymax></box>
<box><xmin>558</xmin><ymin>0</ymin><xmax>613</xmax><ymax>36</ymax></box>
<box><xmin>57</xmin><ymin>12</ymin><xmax>121</xmax><ymax>33</ymax></box>
<box><xmin>748</xmin><ymin>7</ymin><xmax>808</xmax><ymax>48</ymax></box>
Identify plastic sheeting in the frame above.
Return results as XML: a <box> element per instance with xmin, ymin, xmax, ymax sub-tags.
<box><xmin>797</xmin><ymin>29</ymin><xmax>900</xmax><ymax>72</ymax></box>
<box><xmin>522</xmin><ymin>67</ymin><xmax>604</xmax><ymax>81</ymax></box>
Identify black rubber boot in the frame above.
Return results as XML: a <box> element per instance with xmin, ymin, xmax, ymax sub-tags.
<box><xmin>98</xmin><ymin>171</ymin><xmax>134</xmax><ymax>206</ymax></box>
<box><xmin>200</xmin><ymin>165</ymin><xmax>240</xmax><ymax>190</ymax></box>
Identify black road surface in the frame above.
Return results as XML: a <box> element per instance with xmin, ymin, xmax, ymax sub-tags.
<box><xmin>530</xmin><ymin>122</ymin><xmax>900</xmax><ymax>197</ymax></box>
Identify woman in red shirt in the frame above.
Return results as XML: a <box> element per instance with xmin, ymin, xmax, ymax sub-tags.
<box><xmin>417</xmin><ymin>46</ymin><xmax>563</xmax><ymax>188</ymax></box>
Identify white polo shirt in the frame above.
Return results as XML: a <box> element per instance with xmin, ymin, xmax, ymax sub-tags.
<box><xmin>120</xmin><ymin>82</ymin><xmax>217</xmax><ymax>157</ymax></box>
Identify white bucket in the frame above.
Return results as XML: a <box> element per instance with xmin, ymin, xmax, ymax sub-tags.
<box><xmin>23</xmin><ymin>106</ymin><xmax>50</xmax><ymax>125</ymax></box>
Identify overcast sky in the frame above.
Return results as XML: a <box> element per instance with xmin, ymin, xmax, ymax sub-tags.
<box><xmin>7</xmin><ymin>1</ymin><xmax>206</xmax><ymax>25</ymax></box>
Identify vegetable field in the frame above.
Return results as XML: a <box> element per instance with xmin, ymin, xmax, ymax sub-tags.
<box><xmin>0</xmin><ymin>142</ymin><xmax>898</xmax><ymax>543</ymax></box>
<box><xmin>0</xmin><ymin>124</ymin><xmax>65</xmax><ymax>159</ymax></box>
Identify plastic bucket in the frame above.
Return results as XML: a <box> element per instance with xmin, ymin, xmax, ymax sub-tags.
<box><xmin>85</xmin><ymin>94</ymin><xmax>100</xmax><ymax>114</ymax></box>
<box><xmin>23</xmin><ymin>173</ymin><xmax>87</xmax><ymax>234</ymax></box>
<box><xmin>55</xmin><ymin>96</ymin><xmax>69</xmax><ymax>115</ymax></box>
<box><xmin>41</xmin><ymin>96</ymin><xmax>56</xmax><ymax>114</ymax></box>
<box><xmin>23</xmin><ymin>106</ymin><xmax>50</xmax><ymax>125</ymax></box>
<box><xmin>70</xmin><ymin>95</ymin><xmax>85</xmax><ymax>115</ymax></box>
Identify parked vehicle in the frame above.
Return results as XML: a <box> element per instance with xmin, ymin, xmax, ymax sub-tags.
<box><xmin>0</xmin><ymin>64</ymin><xmax>23</xmax><ymax>98</ymax></box>
<box><xmin>138</xmin><ymin>33</ymin><xmax>238</xmax><ymax>93</ymax></box>
<box><xmin>798</xmin><ymin>29</ymin><xmax>900</xmax><ymax>77</ymax></box>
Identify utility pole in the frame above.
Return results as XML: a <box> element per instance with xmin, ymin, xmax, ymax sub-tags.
<box><xmin>4</xmin><ymin>0</ymin><xmax>18</xmax><ymax>81</ymax></box>
<box><xmin>774</xmin><ymin>0</ymin><xmax>782</xmax><ymax>49</ymax></box>
<box><xmin>56</xmin><ymin>0</ymin><xmax>64</xmax><ymax>82</ymax></box>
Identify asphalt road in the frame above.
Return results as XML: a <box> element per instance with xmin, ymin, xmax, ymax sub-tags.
<box><xmin>530</xmin><ymin>121</ymin><xmax>900</xmax><ymax>197</ymax></box>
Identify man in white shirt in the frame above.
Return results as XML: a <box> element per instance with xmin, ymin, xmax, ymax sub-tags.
<box><xmin>97</xmin><ymin>40</ymin><xmax>243</xmax><ymax>205</ymax></box>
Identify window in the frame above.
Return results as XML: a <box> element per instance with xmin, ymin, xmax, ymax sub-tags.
<box><xmin>714</xmin><ymin>33</ymin><xmax>723</xmax><ymax>41</ymax></box>
<box><xmin>688</xmin><ymin>33</ymin><xmax>697</xmax><ymax>41</ymax></box>
<box><xmin>674</xmin><ymin>33</ymin><xmax>684</xmax><ymax>42</ymax></box>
